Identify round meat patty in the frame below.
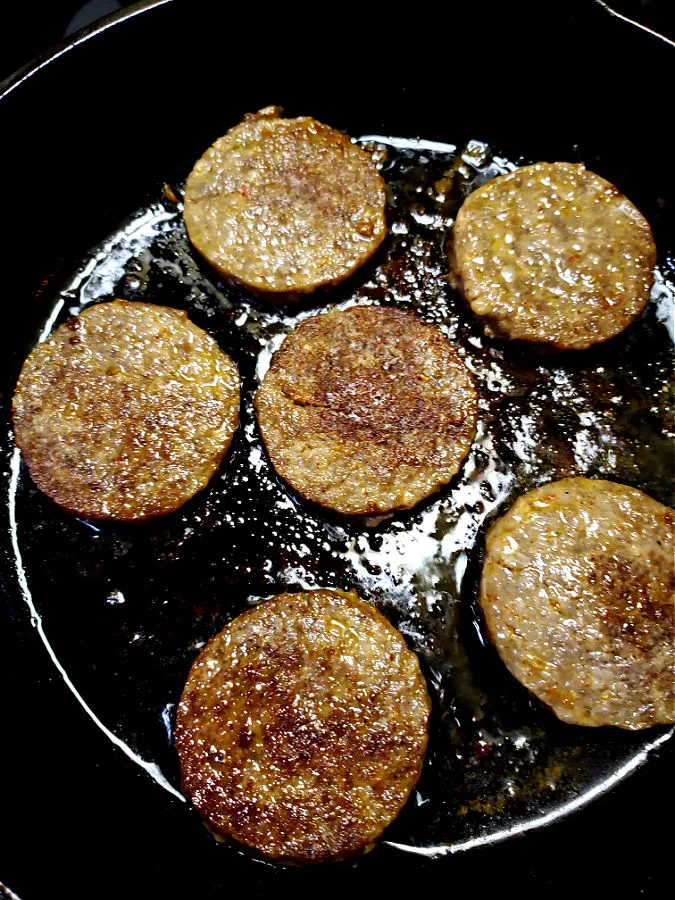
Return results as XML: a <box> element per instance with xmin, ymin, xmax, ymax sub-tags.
<box><xmin>183</xmin><ymin>106</ymin><xmax>387</xmax><ymax>296</ymax></box>
<box><xmin>254</xmin><ymin>305</ymin><xmax>478</xmax><ymax>515</ymax></box>
<box><xmin>480</xmin><ymin>477</ymin><xmax>674</xmax><ymax>729</ymax></box>
<box><xmin>12</xmin><ymin>300</ymin><xmax>240</xmax><ymax>520</ymax></box>
<box><xmin>450</xmin><ymin>162</ymin><xmax>657</xmax><ymax>350</ymax></box>
<box><xmin>174</xmin><ymin>588</ymin><xmax>431</xmax><ymax>864</ymax></box>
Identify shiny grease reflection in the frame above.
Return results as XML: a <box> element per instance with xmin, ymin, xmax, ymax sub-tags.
<box><xmin>8</xmin><ymin>134</ymin><xmax>675</xmax><ymax>858</ymax></box>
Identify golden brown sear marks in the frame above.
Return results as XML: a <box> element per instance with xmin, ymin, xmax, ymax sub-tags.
<box><xmin>174</xmin><ymin>588</ymin><xmax>431</xmax><ymax>864</ymax></box>
<box><xmin>451</xmin><ymin>162</ymin><xmax>656</xmax><ymax>350</ymax></box>
<box><xmin>254</xmin><ymin>305</ymin><xmax>478</xmax><ymax>515</ymax></box>
<box><xmin>480</xmin><ymin>477</ymin><xmax>674</xmax><ymax>729</ymax></box>
<box><xmin>12</xmin><ymin>300</ymin><xmax>240</xmax><ymax>520</ymax></box>
<box><xmin>183</xmin><ymin>106</ymin><xmax>387</xmax><ymax>297</ymax></box>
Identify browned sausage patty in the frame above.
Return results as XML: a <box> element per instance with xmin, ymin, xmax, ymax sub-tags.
<box><xmin>174</xmin><ymin>588</ymin><xmax>431</xmax><ymax>864</ymax></box>
<box><xmin>254</xmin><ymin>305</ymin><xmax>478</xmax><ymax>515</ymax></box>
<box><xmin>12</xmin><ymin>300</ymin><xmax>240</xmax><ymax>520</ymax></box>
<box><xmin>183</xmin><ymin>106</ymin><xmax>387</xmax><ymax>296</ymax></box>
<box><xmin>451</xmin><ymin>162</ymin><xmax>657</xmax><ymax>350</ymax></box>
<box><xmin>480</xmin><ymin>478</ymin><xmax>674</xmax><ymax>729</ymax></box>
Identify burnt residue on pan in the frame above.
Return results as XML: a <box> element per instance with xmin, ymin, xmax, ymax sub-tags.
<box><xmin>4</xmin><ymin>136</ymin><xmax>674</xmax><ymax>859</ymax></box>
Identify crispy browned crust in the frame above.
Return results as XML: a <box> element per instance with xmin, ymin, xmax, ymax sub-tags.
<box><xmin>174</xmin><ymin>588</ymin><xmax>431</xmax><ymax>864</ymax></box>
<box><xmin>12</xmin><ymin>300</ymin><xmax>240</xmax><ymax>520</ymax></box>
<box><xmin>254</xmin><ymin>305</ymin><xmax>478</xmax><ymax>515</ymax></box>
<box><xmin>480</xmin><ymin>478</ymin><xmax>674</xmax><ymax>729</ymax></box>
<box><xmin>183</xmin><ymin>106</ymin><xmax>387</xmax><ymax>296</ymax></box>
<box><xmin>451</xmin><ymin>162</ymin><xmax>657</xmax><ymax>350</ymax></box>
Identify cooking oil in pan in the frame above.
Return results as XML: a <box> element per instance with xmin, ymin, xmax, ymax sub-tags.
<box><xmin>7</xmin><ymin>135</ymin><xmax>674</xmax><ymax>858</ymax></box>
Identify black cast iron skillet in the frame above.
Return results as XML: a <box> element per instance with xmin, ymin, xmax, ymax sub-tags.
<box><xmin>0</xmin><ymin>2</ymin><xmax>673</xmax><ymax>898</ymax></box>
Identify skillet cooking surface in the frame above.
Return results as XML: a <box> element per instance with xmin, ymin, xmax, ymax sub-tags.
<box><xmin>0</xmin><ymin>1</ymin><xmax>673</xmax><ymax>897</ymax></box>
<box><xmin>6</xmin><ymin>132</ymin><xmax>675</xmax><ymax>853</ymax></box>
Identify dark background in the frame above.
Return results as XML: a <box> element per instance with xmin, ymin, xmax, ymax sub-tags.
<box><xmin>1</xmin><ymin>0</ymin><xmax>675</xmax><ymax>84</ymax></box>
<box><xmin>0</xmin><ymin>1</ymin><xmax>128</xmax><ymax>81</ymax></box>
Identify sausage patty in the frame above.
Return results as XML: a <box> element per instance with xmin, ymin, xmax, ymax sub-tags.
<box><xmin>183</xmin><ymin>106</ymin><xmax>387</xmax><ymax>297</ymax></box>
<box><xmin>450</xmin><ymin>162</ymin><xmax>656</xmax><ymax>350</ymax></box>
<box><xmin>480</xmin><ymin>477</ymin><xmax>674</xmax><ymax>729</ymax></box>
<box><xmin>254</xmin><ymin>305</ymin><xmax>478</xmax><ymax>515</ymax></box>
<box><xmin>174</xmin><ymin>588</ymin><xmax>431</xmax><ymax>864</ymax></box>
<box><xmin>12</xmin><ymin>300</ymin><xmax>240</xmax><ymax>520</ymax></box>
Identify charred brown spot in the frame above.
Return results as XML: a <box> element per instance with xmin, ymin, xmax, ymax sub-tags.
<box><xmin>183</xmin><ymin>109</ymin><xmax>387</xmax><ymax>297</ymax></box>
<box><xmin>255</xmin><ymin>305</ymin><xmax>477</xmax><ymax>515</ymax></box>
<box><xmin>592</xmin><ymin>554</ymin><xmax>674</xmax><ymax>652</ymax></box>
<box><xmin>12</xmin><ymin>300</ymin><xmax>240</xmax><ymax>520</ymax></box>
<box><xmin>481</xmin><ymin>478</ymin><xmax>674</xmax><ymax>729</ymax></box>
<box><xmin>174</xmin><ymin>589</ymin><xmax>430</xmax><ymax>863</ymax></box>
<box><xmin>236</xmin><ymin>727</ymin><xmax>255</xmax><ymax>749</ymax></box>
